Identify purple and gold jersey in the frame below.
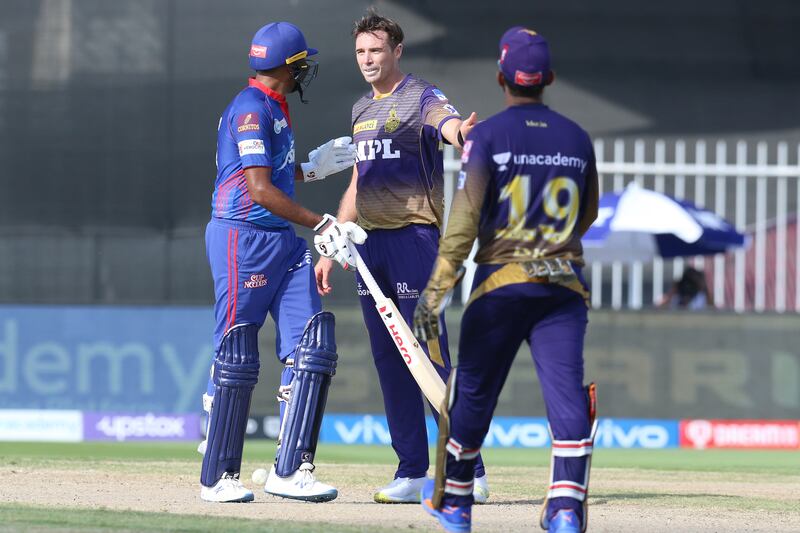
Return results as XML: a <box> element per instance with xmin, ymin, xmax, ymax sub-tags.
<box><xmin>441</xmin><ymin>103</ymin><xmax>597</xmax><ymax>266</ymax></box>
<box><xmin>211</xmin><ymin>78</ymin><xmax>296</xmax><ymax>229</ymax></box>
<box><xmin>351</xmin><ymin>74</ymin><xmax>461</xmax><ymax>230</ymax></box>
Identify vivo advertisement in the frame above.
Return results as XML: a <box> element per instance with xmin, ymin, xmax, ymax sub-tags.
<box><xmin>0</xmin><ymin>305</ymin><xmax>215</xmax><ymax>413</ymax></box>
<box><xmin>320</xmin><ymin>415</ymin><xmax>681</xmax><ymax>449</ymax></box>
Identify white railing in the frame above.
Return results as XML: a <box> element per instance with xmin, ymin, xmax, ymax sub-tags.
<box><xmin>443</xmin><ymin>139</ymin><xmax>800</xmax><ymax>313</ymax></box>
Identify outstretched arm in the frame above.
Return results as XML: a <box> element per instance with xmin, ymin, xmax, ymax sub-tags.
<box><xmin>440</xmin><ymin>112</ymin><xmax>478</xmax><ymax>150</ymax></box>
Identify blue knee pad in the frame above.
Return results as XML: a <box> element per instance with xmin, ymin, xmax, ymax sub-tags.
<box><xmin>275</xmin><ymin>312</ymin><xmax>337</xmax><ymax>477</ymax></box>
<box><xmin>200</xmin><ymin>324</ymin><xmax>260</xmax><ymax>487</ymax></box>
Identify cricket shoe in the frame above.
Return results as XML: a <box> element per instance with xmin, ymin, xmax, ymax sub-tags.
<box><xmin>264</xmin><ymin>462</ymin><xmax>338</xmax><ymax>502</ymax></box>
<box><xmin>547</xmin><ymin>509</ymin><xmax>581</xmax><ymax>533</ymax></box>
<box><xmin>473</xmin><ymin>474</ymin><xmax>489</xmax><ymax>504</ymax></box>
<box><xmin>200</xmin><ymin>472</ymin><xmax>254</xmax><ymax>503</ymax></box>
<box><xmin>374</xmin><ymin>475</ymin><xmax>428</xmax><ymax>503</ymax></box>
<box><xmin>421</xmin><ymin>479</ymin><xmax>472</xmax><ymax>533</ymax></box>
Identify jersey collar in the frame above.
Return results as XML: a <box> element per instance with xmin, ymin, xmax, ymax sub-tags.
<box><xmin>248</xmin><ymin>77</ymin><xmax>291</xmax><ymax>126</ymax></box>
<box><xmin>249</xmin><ymin>77</ymin><xmax>287</xmax><ymax>104</ymax></box>
<box><xmin>372</xmin><ymin>73</ymin><xmax>412</xmax><ymax>100</ymax></box>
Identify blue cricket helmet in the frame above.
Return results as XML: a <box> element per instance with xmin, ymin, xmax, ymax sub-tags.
<box><xmin>248</xmin><ymin>22</ymin><xmax>318</xmax><ymax>71</ymax></box>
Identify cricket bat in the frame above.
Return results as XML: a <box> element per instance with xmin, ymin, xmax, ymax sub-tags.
<box><xmin>350</xmin><ymin>246</ymin><xmax>447</xmax><ymax>412</ymax></box>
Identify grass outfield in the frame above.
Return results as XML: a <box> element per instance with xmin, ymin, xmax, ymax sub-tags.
<box><xmin>1</xmin><ymin>440</ymin><xmax>797</xmax><ymax>473</ymax></box>
<box><xmin>0</xmin><ymin>442</ymin><xmax>797</xmax><ymax>532</ymax></box>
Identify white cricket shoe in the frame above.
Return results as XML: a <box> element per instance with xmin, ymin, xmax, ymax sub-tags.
<box><xmin>374</xmin><ymin>476</ymin><xmax>428</xmax><ymax>503</ymax></box>
<box><xmin>473</xmin><ymin>474</ymin><xmax>490</xmax><ymax>504</ymax></box>
<box><xmin>200</xmin><ymin>472</ymin><xmax>254</xmax><ymax>503</ymax></box>
<box><xmin>264</xmin><ymin>463</ymin><xmax>338</xmax><ymax>502</ymax></box>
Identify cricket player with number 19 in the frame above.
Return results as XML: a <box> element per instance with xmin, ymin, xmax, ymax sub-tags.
<box><xmin>415</xmin><ymin>28</ymin><xmax>600</xmax><ymax>533</ymax></box>
<box><xmin>314</xmin><ymin>12</ymin><xmax>489</xmax><ymax>504</ymax></box>
<box><xmin>200</xmin><ymin>22</ymin><xmax>366</xmax><ymax>504</ymax></box>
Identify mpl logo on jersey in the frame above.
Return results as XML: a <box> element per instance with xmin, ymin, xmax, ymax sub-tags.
<box><xmin>680</xmin><ymin>419</ymin><xmax>800</xmax><ymax>449</ymax></box>
<box><xmin>356</xmin><ymin>139</ymin><xmax>400</xmax><ymax>162</ymax></box>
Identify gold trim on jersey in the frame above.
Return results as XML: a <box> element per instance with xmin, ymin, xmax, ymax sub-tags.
<box><xmin>466</xmin><ymin>262</ymin><xmax>589</xmax><ymax>308</ymax></box>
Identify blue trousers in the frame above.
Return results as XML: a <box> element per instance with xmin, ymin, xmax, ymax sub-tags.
<box><xmin>356</xmin><ymin>224</ymin><xmax>485</xmax><ymax>480</ymax></box>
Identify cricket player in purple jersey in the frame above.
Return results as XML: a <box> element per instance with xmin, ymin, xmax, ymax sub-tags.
<box><xmin>414</xmin><ymin>28</ymin><xmax>600</xmax><ymax>533</ymax></box>
<box><xmin>314</xmin><ymin>12</ymin><xmax>489</xmax><ymax>504</ymax></box>
<box><xmin>199</xmin><ymin>22</ymin><xmax>367</xmax><ymax>504</ymax></box>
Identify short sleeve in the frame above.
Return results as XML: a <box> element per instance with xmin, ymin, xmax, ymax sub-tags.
<box><xmin>420</xmin><ymin>85</ymin><xmax>461</xmax><ymax>139</ymax></box>
<box><xmin>231</xmin><ymin>106</ymin><xmax>272</xmax><ymax>169</ymax></box>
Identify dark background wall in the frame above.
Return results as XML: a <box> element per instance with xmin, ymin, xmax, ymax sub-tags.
<box><xmin>1</xmin><ymin>0</ymin><xmax>799</xmax><ymax>305</ymax></box>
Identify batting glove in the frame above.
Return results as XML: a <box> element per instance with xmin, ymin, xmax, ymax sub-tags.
<box><xmin>301</xmin><ymin>136</ymin><xmax>356</xmax><ymax>182</ymax></box>
<box><xmin>313</xmin><ymin>214</ymin><xmax>367</xmax><ymax>270</ymax></box>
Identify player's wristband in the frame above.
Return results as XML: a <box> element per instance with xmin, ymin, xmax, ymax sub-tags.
<box><xmin>314</xmin><ymin>213</ymin><xmax>336</xmax><ymax>232</ymax></box>
<box><xmin>457</xmin><ymin>130</ymin><xmax>465</xmax><ymax>147</ymax></box>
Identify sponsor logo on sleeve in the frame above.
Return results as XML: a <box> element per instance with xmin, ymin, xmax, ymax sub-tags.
<box><xmin>443</xmin><ymin>104</ymin><xmax>459</xmax><ymax>115</ymax></box>
<box><xmin>514</xmin><ymin>70</ymin><xmax>543</xmax><ymax>86</ymax></box>
<box><xmin>243</xmin><ymin>274</ymin><xmax>267</xmax><ymax>289</ymax></box>
<box><xmin>461</xmin><ymin>140</ymin><xmax>473</xmax><ymax>163</ymax></box>
<box><xmin>353</xmin><ymin>119</ymin><xmax>378</xmax><ymax>134</ymax></box>
<box><xmin>236</xmin><ymin>113</ymin><xmax>260</xmax><ymax>133</ymax></box>
<box><xmin>457</xmin><ymin>170</ymin><xmax>467</xmax><ymax>190</ymax></box>
<box><xmin>237</xmin><ymin>139</ymin><xmax>265</xmax><ymax>157</ymax></box>
<box><xmin>432</xmin><ymin>88</ymin><xmax>448</xmax><ymax>101</ymax></box>
<box><xmin>273</xmin><ymin>117</ymin><xmax>288</xmax><ymax>134</ymax></box>
<box><xmin>249</xmin><ymin>45</ymin><xmax>267</xmax><ymax>58</ymax></box>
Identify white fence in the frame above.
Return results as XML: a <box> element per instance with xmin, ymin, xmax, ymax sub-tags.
<box><xmin>443</xmin><ymin>139</ymin><xmax>800</xmax><ymax>313</ymax></box>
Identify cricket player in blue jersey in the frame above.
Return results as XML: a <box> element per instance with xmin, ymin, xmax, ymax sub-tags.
<box><xmin>199</xmin><ymin>22</ymin><xmax>366</xmax><ymax>503</ymax></box>
<box><xmin>415</xmin><ymin>28</ymin><xmax>600</xmax><ymax>533</ymax></box>
<box><xmin>314</xmin><ymin>12</ymin><xmax>489</xmax><ymax>504</ymax></box>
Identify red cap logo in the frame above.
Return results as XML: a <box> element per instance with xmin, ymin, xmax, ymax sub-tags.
<box><xmin>514</xmin><ymin>70</ymin><xmax>542</xmax><ymax>86</ymax></box>
<box><xmin>250</xmin><ymin>45</ymin><xmax>267</xmax><ymax>58</ymax></box>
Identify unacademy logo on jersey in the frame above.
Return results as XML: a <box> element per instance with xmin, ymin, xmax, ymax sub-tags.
<box><xmin>513</xmin><ymin>152</ymin><xmax>588</xmax><ymax>172</ymax></box>
<box><xmin>356</xmin><ymin>139</ymin><xmax>400</xmax><ymax>162</ymax></box>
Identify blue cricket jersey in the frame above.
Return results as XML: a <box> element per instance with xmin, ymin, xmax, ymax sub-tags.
<box><xmin>212</xmin><ymin>78</ymin><xmax>296</xmax><ymax>229</ymax></box>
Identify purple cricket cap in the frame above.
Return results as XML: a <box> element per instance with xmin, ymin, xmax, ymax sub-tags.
<box><xmin>498</xmin><ymin>27</ymin><xmax>551</xmax><ymax>87</ymax></box>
